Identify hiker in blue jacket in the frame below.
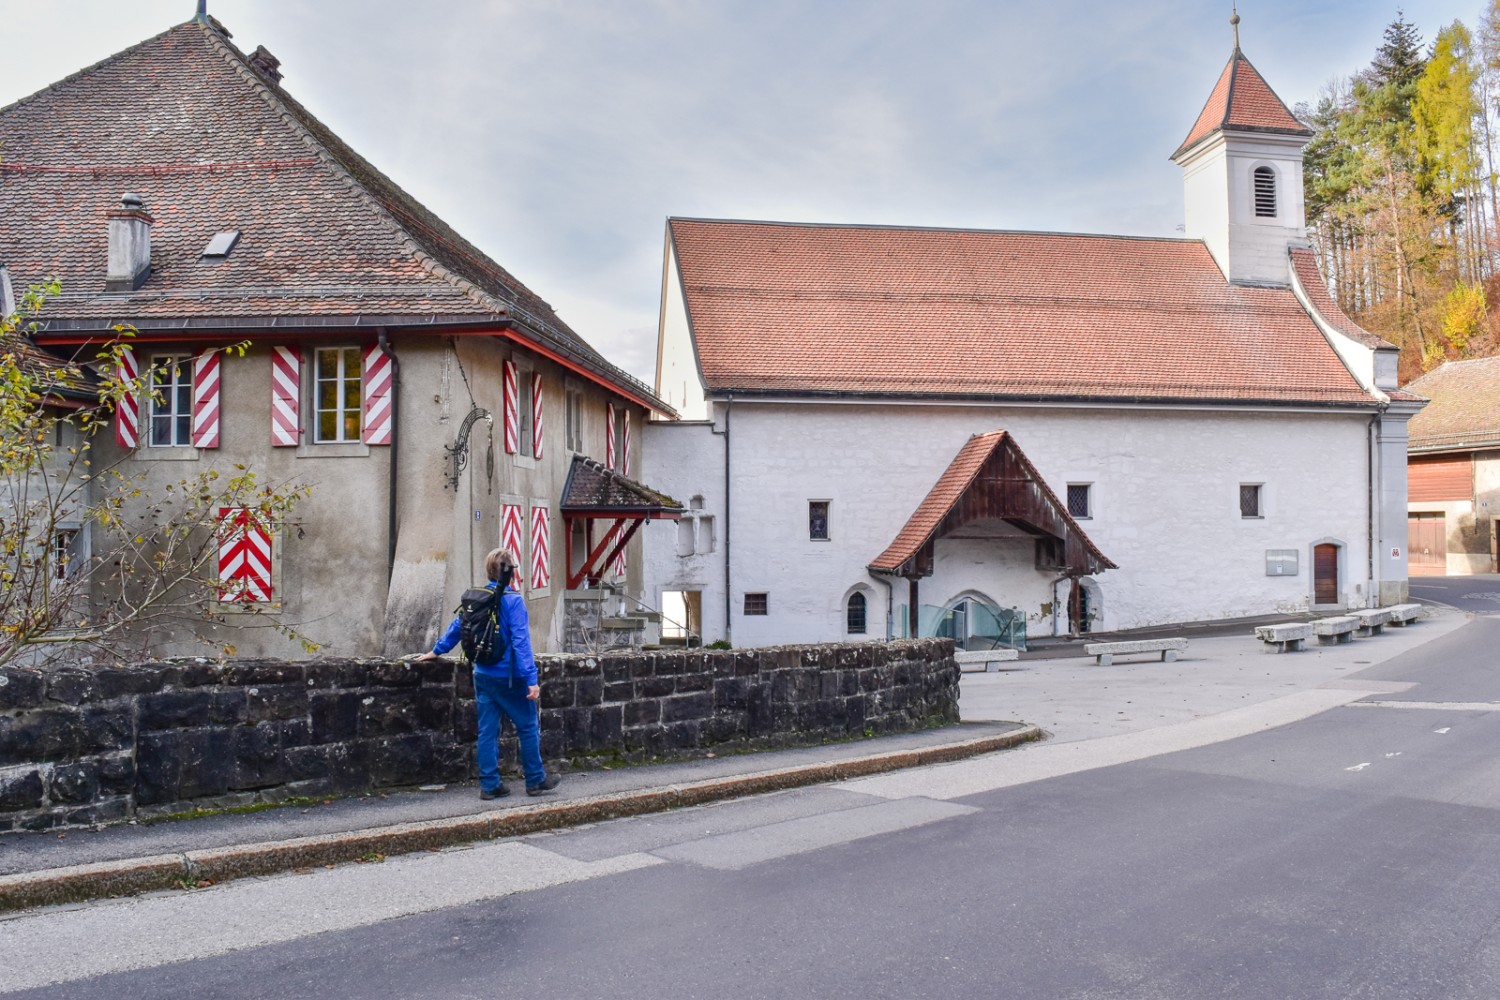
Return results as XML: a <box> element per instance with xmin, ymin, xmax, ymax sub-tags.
<box><xmin>418</xmin><ymin>548</ymin><xmax>560</xmax><ymax>800</ymax></box>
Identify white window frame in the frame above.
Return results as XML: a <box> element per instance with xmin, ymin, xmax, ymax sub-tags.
<box><xmin>312</xmin><ymin>346</ymin><xmax>364</xmax><ymax>445</ymax></box>
<box><xmin>1066</xmin><ymin>483</ymin><xmax>1092</xmax><ymax>520</ymax></box>
<box><xmin>147</xmin><ymin>353</ymin><xmax>193</xmax><ymax>449</ymax></box>
<box><xmin>565</xmin><ymin>383</ymin><xmax>585</xmax><ymax>453</ymax></box>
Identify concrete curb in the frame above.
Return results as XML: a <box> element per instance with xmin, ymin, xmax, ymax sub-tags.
<box><xmin>0</xmin><ymin>725</ymin><xmax>1042</xmax><ymax>913</ymax></box>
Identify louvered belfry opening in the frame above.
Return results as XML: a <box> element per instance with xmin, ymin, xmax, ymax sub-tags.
<box><xmin>1253</xmin><ymin>166</ymin><xmax>1277</xmax><ymax>218</ymax></box>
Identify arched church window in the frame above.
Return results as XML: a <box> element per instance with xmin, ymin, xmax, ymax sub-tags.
<box><xmin>1253</xmin><ymin>166</ymin><xmax>1277</xmax><ymax>218</ymax></box>
<box><xmin>846</xmin><ymin>592</ymin><xmax>867</xmax><ymax>634</ymax></box>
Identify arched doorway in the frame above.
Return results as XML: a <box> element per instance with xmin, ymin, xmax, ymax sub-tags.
<box><xmin>931</xmin><ymin>594</ymin><xmax>1025</xmax><ymax>651</ymax></box>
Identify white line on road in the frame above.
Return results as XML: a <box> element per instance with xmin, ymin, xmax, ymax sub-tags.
<box><xmin>1350</xmin><ymin>701</ymin><xmax>1500</xmax><ymax>712</ymax></box>
<box><xmin>1345</xmin><ymin>763</ymin><xmax>1372</xmax><ymax>772</ymax></box>
<box><xmin>0</xmin><ymin>843</ymin><xmax>662</xmax><ymax>994</ymax></box>
<box><xmin>838</xmin><ymin>687</ymin><xmax>1382</xmax><ymax>801</ymax></box>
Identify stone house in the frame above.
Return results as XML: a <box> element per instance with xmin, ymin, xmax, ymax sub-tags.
<box><xmin>0</xmin><ymin>13</ymin><xmax>679</xmax><ymax>658</ymax></box>
<box><xmin>642</xmin><ymin>41</ymin><xmax>1422</xmax><ymax>649</ymax></box>
<box><xmin>1402</xmin><ymin>357</ymin><xmax>1500</xmax><ymax>576</ymax></box>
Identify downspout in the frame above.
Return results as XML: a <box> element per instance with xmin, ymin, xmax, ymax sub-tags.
<box><xmin>1366</xmin><ymin>406</ymin><xmax>1386</xmax><ymax>608</ymax></box>
<box><xmin>378</xmin><ymin>329</ymin><xmax>400</xmax><ymax>581</ymax></box>
<box><xmin>709</xmin><ymin>395</ymin><xmax>733</xmax><ymax>643</ymax></box>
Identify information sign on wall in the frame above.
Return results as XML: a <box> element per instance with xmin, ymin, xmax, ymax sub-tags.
<box><xmin>1265</xmin><ymin>549</ymin><xmax>1299</xmax><ymax>576</ymax></box>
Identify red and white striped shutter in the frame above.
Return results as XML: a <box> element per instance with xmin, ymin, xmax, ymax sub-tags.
<box><xmin>501</xmin><ymin>503</ymin><xmax>525</xmax><ymax>584</ymax></box>
<box><xmin>622</xmin><ymin>410</ymin><xmax>632</xmax><ymax>477</ymax></box>
<box><xmin>530</xmin><ymin>505</ymin><xmax>550</xmax><ymax>589</ymax></box>
<box><xmin>612</xmin><ymin>523</ymin><xmax>627</xmax><ymax>578</ymax></box>
<box><xmin>270</xmin><ymin>346</ymin><xmax>301</xmax><ymax>447</ymax></box>
<box><xmin>191</xmin><ymin>349</ymin><xmax>221</xmax><ymax>449</ymax></box>
<box><xmin>114</xmin><ymin>347</ymin><xmax>140</xmax><ymax>449</ymax></box>
<box><xmin>531</xmin><ymin>371</ymin><xmax>544</xmax><ymax>460</ymax></box>
<box><xmin>605</xmin><ymin>402</ymin><xmax>616</xmax><ymax>468</ymax></box>
<box><xmin>362</xmin><ymin>345</ymin><xmax>392</xmax><ymax>445</ymax></box>
<box><xmin>217</xmin><ymin>507</ymin><xmax>273</xmax><ymax>603</ymax></box>
<box><xmin>502</xmin><ymin>360</ymin><xmax>519</xmax><ymax>454</ymax></box>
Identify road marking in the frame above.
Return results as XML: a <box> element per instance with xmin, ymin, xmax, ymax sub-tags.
<box><xmin>1351</xmin><ymin>701</ymin><xmax>1500</xmax><ymax>713</ymax></box>
<box><xmin>1345</xmin><ymin>763</ymin><xmax>1372</xmax><ymax>772</ymax></box>
<box><xmin>1385</xmin><ymin>752</ymin><xmax>1402</xmax><ymax>758</ymax></box>
<box><xmin>0</xmin><ymin>843</ymin><xmax>661</xmax><ymax>994</ymax></box>
<box><xmin>840</xmin><ymin>687</ymin><xmax>1381</xmax><ymax>801</ymax></box>
<box><xmin>1436</xmin><ymin>727</ymin><xmax>1452</xmax><ymax>734</ymax></box>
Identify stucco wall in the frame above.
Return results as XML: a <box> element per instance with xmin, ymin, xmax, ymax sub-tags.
<box><xmin>644</xmin><ymin>399</ymin><xmax>1392</xmax><ymax>645</ymax></box>
<box><xmin>92</xmin><ymin>336</ymin><xmax>650</xmax><ymax>661</ymax></box>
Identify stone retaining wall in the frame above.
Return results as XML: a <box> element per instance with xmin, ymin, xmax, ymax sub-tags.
<box><xmin>0</xmin><ymin>639</ymin><xmax>957</xmax><ymax>831</ymax></box>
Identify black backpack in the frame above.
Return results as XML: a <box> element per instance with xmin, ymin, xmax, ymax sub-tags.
<box><xmin>457</xmin><ymin>588</ymin><xmax>509</xmax><ymax>664</ymax></box>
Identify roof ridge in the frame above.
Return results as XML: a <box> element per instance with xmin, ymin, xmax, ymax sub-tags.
<box><xmin>669</xmin><ymin>217</ymin><xmax>1203</xmax><ymax>244</ymax></box>
<box><xmin>191</xmin><ymin>21</ymin><xmax>502</xmax><ymax>317</ymax></box>
<box><xmin>0</xmin><ymin>23</ymin><xmax>184</xmax><ymax>122</ymax></box>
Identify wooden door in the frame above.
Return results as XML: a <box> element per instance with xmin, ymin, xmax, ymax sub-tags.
<box><xmin>1408</xmin><ymin>513</ymin><xmax>1447</xmax><ymax>576</ymax></box>
<box><xmin>1313</xmin><ymin>544</ymin><xmax>1339</xmax><ymax>605</ymax></box>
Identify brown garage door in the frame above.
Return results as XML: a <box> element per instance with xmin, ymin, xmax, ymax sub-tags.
<box><xmin>1410</xmin><ymin>456</ymin><xmax>1471</xmax><ymax>503</ymax></box>
<box><xmin>1408</xmin><ymin>512</ymin><xmax>1447</xmax><ymax>575</ymax></box>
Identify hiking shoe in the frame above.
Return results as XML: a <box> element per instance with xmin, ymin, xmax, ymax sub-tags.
<box><xmin>480</xmin><ymin>785</ymin><xmax>511</xmax><ymax>800</ymax></box>
<box><xmin>526</xmin><ymin>774</ymin><xmax>561</xmax><ymax>796</ymax></box>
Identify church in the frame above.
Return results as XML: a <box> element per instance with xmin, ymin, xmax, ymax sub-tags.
<box><xmin>640</xmin><ymin>35</ymin><xmax>1422</xmax><ymax>650</ymax></box>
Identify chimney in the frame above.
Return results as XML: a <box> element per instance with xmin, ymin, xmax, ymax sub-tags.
<box><xmin>248</xmin><ymin>46</ymin><xmax>282</xmax><ymax>84</ymax></box>
<box><xmin>105</xmin><ymin>193</ymin><xmax>153</xmax><ymax>292</ymax></box>
<box><xmin>0</xmin><ymin>265</ymin><xmax>15</xmax><ymax>322</ymax></box>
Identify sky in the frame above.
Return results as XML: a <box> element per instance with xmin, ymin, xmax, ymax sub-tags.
<box><xmin>0</xmin><ymin>0</ymin><xmax>1485</xmax><ymax>381</ymax></box>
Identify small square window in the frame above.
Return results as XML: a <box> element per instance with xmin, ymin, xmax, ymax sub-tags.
<box><xmin>744</xmin><ymin>592</ymin><xmax>768</xmax><ymax>616</ymax></box>
<box><xmin>1240</xmin><ymin>483</ymin><xmax>1263</xmax><ymax>518</ymax></box>
<box><xmin>809</xmin><ymin>500</ymin><xmax>830</xmax><ymax>540</ymax></box>
<box><xmin>1066</xmin><ymin>484</ymin><xmax>1091</xmax><ymax>519</ymax></box>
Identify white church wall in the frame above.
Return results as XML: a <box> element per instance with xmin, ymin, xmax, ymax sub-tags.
<box><xmin>1376</xmin><ymin>411</ymin><xmax>1412</xmax><ymax>604</ymax></box>
<box><xmin>1180</xmin><ymin>144</ymin><xmax>1230</xmax><ymax>275</ymax></box>
<box><xmin>655</xmin><ymin>240</ymin><xmax>709</xmax><ymax>421</ymax></box>
<box><xmin>646</xmin><ymin>399</ymin><xmax>1380</xmax><ymax>647</ymax></box>
<box><xmin>928</xmin><ymin>536</ymin><xmax>1055</xmax><ymax>636</ymax></box>
<box><xmin>640</xmin><ymin>420</ymin><xmax>727</xmax><ymax>642</ymax></box>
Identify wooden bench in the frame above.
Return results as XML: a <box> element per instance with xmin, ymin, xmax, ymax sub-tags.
<box><xmin>1255</xmin><ymin>622</ymin><xmax>1313</xmax><ymax>653</ymax></box>
<box><xmin>1083</xmin><ymin>638</ymin><xmax>1187</xmax><ymax>666</ymax></box>
<box><xmin>1312</xmin><ymin>615</ymin><xmax>1358</xmax><ymax>645</ymax></box>
<box><xmin>1354</xmin><ymin>608</ymin><xmax>1392</xmax><ymax>637</ymax></box>
<box><xmin>1386</xmin><ymin>603</ymin><xmax>1424</xmax><ymax>626</ymax></box>
<box><xmin>954</xmin><ymin>649</ymin><xmax>1020</xmax><ymax>672</ymax></box>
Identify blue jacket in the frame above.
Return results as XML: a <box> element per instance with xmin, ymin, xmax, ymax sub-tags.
<box><xmin>433</xmin><ymin>582</ymin><xmax>538</xmax><ymax>685</ymax></box>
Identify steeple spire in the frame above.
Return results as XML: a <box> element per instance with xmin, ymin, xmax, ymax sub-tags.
<box><xmin>1231</xmin><ymin>4</ymin><xmax>1240</xmax><ymax>50</ymax></box>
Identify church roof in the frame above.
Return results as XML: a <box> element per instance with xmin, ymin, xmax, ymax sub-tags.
<box><xmin>0</xmin><ymin>17</ymin><xmax>663</xmax><ymax>410</ymax></box>
<box><xmin>668</xmin><ymin>218</ymin><xmax>1379</xmax><ymax>407</ymax></box>
<box><xmin>1402</xmin><ymin>357</ymin><xmax>1500</xmax><ymax>454</ymax></box>
<box><xmin>1172</xmin><ymin>48</ymin><xmax>1311</xmax><ymax>160</ymax></box>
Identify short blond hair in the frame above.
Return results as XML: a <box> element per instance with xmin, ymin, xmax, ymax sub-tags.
<box><xmin>485</xmin><ymin>548</ymin><xmax>518</xmax><ymax>583</ymax></box>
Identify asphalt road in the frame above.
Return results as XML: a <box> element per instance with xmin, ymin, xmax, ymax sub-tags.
<box><xmin>6</xmin><ymin>615</ymin><xmax>1500</xmax><ymax>999</ymax></box>
<box><xmin>1410</xmin><ymin>572</ymin><xmax>1500</xmax><ymax>615</ymax></box>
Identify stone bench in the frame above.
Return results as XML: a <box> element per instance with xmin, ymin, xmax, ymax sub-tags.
<box><xmin>1386</xmin><ymin>603</ymin><xmax>1424</xmax><ymax>626</ymax></box>
<box><xmin>1255</xmin><ymin>622</ymin><xmax>1313</xmax><ymax>653</ymax></box>
<box><xmin>1083</xmin><ymin>638</ymin><xmax>1187</xmax><ymax>666</ymax></box>
<box><xmin>1312</xmin><ymin>615</ymin><xmax>1358</xmax><ymax>645</ymax></box>
<box><xmin>1354</xmin><ymin>608</ymin><xmax>1392</xmax><ymax>637</ymax></box>
<box><xmin>954</xmin><ymin>648</ymin><xmax>1021</xmax><ymax>672</ymax></box>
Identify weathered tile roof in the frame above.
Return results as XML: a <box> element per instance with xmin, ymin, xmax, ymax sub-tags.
<box><xmin>0</xmin><ymin>334</ymin><xmax>96</xmax><ymax>403</ymax></box>
<box><xmin>1289</xmin><ymin>248</ymin><xmax>1395</xmax><ymax>350</ymax></box>
<box><xmin>869</xmin><ymin>431</ymin><xmax>1113</xmax><ymax>576</ymax></box>
<box><xmin>0</xmin><ymin>17</ymin><xmax>663</xmax><ymax>409</ymax></box>
<box><xmin>560</xmin><ymin>456</ymin><xmax>683</xmax><ymax>514</ymax></box>
<box><xmin>1173</xmin><ymin>48</ymin><xmax>1311</xmax><ymax>160</ymax></box>
<box><xmin>669</xmin><ymin>219</ymin><xmax>1378</xmax><ymax>407</ymax></box>
<box><xmin>1402</xmin><ymin>357</ymin><xmax>1500</xmax><ymax>453</ymax></box>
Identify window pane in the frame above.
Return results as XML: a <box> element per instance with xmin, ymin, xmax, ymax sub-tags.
<box><xmin>175</xmin><ymin>414</ymin><xmax>190</xmax><ymax>445</ymax></box>
<box><xmin>847</xmin><ymin>593</ymin><xmax>867</xmax><ymax>634</ymax></box>
<box><xmin>151</xmin><ymin>415</ymin><xmax>172</xmax><ymax>446</ymax></box>
<box><xmin>744</xmin><ymin>593</ymin><xmax>768</xmax><ymax>616</ymax></box>
<box><xmin>318</xmin><ymin>378</ymin><xmax>337</xmax><ymax>410</ymax></box>
<box><xmin>319</xmin><ymin>411</ymin><xmax>336</xmax><ymax>442</ymax></box>
<box><xmin>1067</xmin><ymin>485</ymin><xmax>1090</xmax><ymax>518</ymax></box>
<box><xmin>1240</xmin><ymin>484</ymin><xmax>1261</xmax><ymax>518</ymax></box>
<box><xmin>809</xmin><ymin>501</ymin><xmax>829</xmax><ymax>540</ymax></box>
<box><xmin>344</xmin><ymin>412</ymin><xmax>360</xmax><ymax>442</ymax></box>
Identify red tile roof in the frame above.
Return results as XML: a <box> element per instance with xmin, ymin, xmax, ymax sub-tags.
<box><xmin>869</xmin><ymin>431</ymin><xmax>1113</xmax><ymax>576</ymax></box>
<box><xmin>669</xmin><ymin>219</ymin><xmax>1378</xmax><ymax>406</ymax></box>
<box><xmin>1289</xmin><ymin>248</ymin><xmax>1395</xmax><ymax>350</ymax></box>
<box><xmin>1172</xmin><ymin>49</ymin><xmax>1311</xmax><ymax>160</ymax></box>
<box><xmin>0</xmin><ymin>18</ymin><xmax>662</xmax><ymax>408</ymax></box>
<box><xmin>1402</xmin><ymin>357</ymin><xmax>1500</xmax><ymax>453</ymax></box>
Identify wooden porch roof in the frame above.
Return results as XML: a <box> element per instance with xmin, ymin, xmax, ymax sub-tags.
<box><xmin>868</xmin><ymin>431</ymin><xmax>1115</xmax><ymax>579</ymax></box>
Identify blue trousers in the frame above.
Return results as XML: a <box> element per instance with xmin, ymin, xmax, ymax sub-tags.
<box><xmin>473</xmin><ymin>672</ymin><xmax>546</xmax><ymax>791</ymax></box>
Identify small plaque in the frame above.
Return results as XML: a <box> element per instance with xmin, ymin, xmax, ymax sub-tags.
<box><xmin>1266</xmin><ymin>549</ymin><xmax>1298</xmax><ymax>576</ymax></box>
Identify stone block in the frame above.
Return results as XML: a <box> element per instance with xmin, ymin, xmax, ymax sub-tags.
<box><xmin>417</xmin><ymin>658</ymin><xmax>454</xmax><ymax>685</ymax></box>
<box><xmin>138</xmin><ymin>691</ymin><xmax>213</xmax><ymax>731</ymax></box>
<box><xmin>159</xmin><ymin>661</ymin><xmax>224</xmax><ymax>688</ymax></box>
<box><xmin>639</xmin><ymin>676</ymin><xmax>675</xmax><ymax>699</ymax></box>
<box><xmin>246</xmin><ymin>683</ymin><xmax>310</xmax><ymax>723</ymax></box>
<box><xmin>562</xmin><ymin>708</ymin><xmax>592</xmax><ymax>753</ymax></box>
<box><xmin>416</xmin><ymin>687</ymin><xmax>455</xmax><ymax>731</ymax></box>
<box><xmin>714</xmin><ymin>677</ymin><xmax>750</xmax><ymax>711</ymax></box>
<box><xmin>624</xmin><ymin>700</ymin><xmax>661</xmax><ymax>726</ymax></box>
<box><xmin>662</xmin><ymin>692</ymin><xmax>713</xmax><ymax>723</ymax></box>
<box><xmin>309</xmin><ymin>691</ymin><xmax>361</xmax><ymax>743</ymax></box>
<box><xmin>368</xmin><ymin>660</ymin><xmax>423</xmax><ymax>687</ymax></box>
<box><xmin>0</xmin><ymin>669</ymin><xmax>46</xmax><ymax>710</ymax></box>
<box><xmin>284</xmin><ymin>743</ymin><xmax>341</xmax><ymax>783</ymax></box>
<box><xmin>98</xmin><ymin>752</ymin><xmax>137</xmax><ymax>796</ymax></box>
<box><xmin>589</xmin><ymin>705</ymin><xmax>624</xmax><ymax>747</ymax></box>
<box><xmin>675</xmin><ymin>671</ymin><xmax>712</xmax><ymax>694</ymax></box>
<box><xmin>664</xmin><ymin>720</ymin><xmax>701</xmax><ymax>750</ymax></box>
<box><xmin>574</xmin><ymin>676</ymin><xmax>605</xmax><ymax>706</ymax></box>
<box><xmin>603</xmin><ymin>680</ymin><xmax>635</xmax><ymax>702</ymax></box>
<box><xmin>96</xmin><ymin>666</ymin><xmax>165</xmax><ymax>699</ymax></box>
<box><xmin>48</xmin><ymin>760</ymin><xmax>101</xmax><ymax>805</ymax></box>
<box><xmin>46</xmin><ymin>669</ymin><xmax>99</xmax><ymax>706</ymax></box>
<box><xmin>599</xmin><ymin>655</ymin><xmax>635</xmax><ymax>683</ymax></box>
<box><xmin>232</xmin><ymin>723</ymin><xmax>289</xmax><ymax>790</ymax></box>
<box><xmin>223</xmin><ymin>660</ymin><xmax>305</xmax><ymax>686</ymax></box>
<box><xmin>0</xmin><ymin>768</ymin><xmax>45</xmax><ymax>812</ymax></box>
<box><xmin>357</xmin><ymin>690</ymin><xmax>420</xmax><ymax>738</ymax></box>
<box><xmin>81</xmin><ymin>706</ymin><xmax>132</xmax><ymax>754</ymax></box>
<box><xmin>0</xmin><ymin>708</ymin><xmax>85</xmax><ymax>765</ymax></box>
<box><xmin>304</xmin><ymin>660</ymin><xmax>369</xmax><ymax>689</ymax></box>
<box><xmin>624</xmin><ymin>724</ymin><xmax>667</xmax><ymax>756</ymax></box>
<box><xmin>539</xmin><ymin>680</ymin><xmax>574</xmax><ymax>710</ymax></box>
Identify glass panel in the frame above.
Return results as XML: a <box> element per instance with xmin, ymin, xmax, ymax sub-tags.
<box><xmin>809</xmin><ymin>501</ymin><xmax>829</xmax><ymax>540</ymax></box>
<box><xmin>847</xmin><ymin>593</ymin><xmax>866</xmax><ymax>633</ymax></box>
<box><xmin>175</xmin><ymin>414</ymin><xmax>190</xmax><ymax>444</ymax></box>
<box><xmin>319</xmin><ymin>411</ymin><xmax>336</xmax><ymax>442</ymax></box>
<box><xmin>344</xmin><ymin>412</ymin><xmax>360</xmax><ymax>442</ymax></box>
<box><xmin>1067</xmin><ymin>485</ymin><xmax>1090</xmax><ymax>518</ymax></box>
<box><xmin>151</xmin><ymin>415</ymin><xmax>172</xmax><ymax>446</ymax></box>
<box><xmin>318</xmin><ymin>378</ymin><xmax>337</xmax><ymax>410</ymax></box>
